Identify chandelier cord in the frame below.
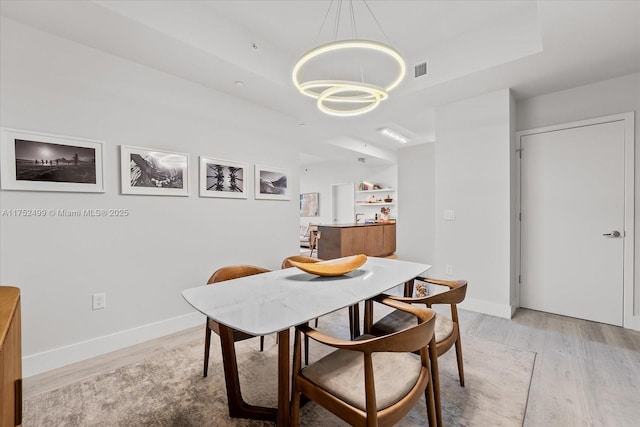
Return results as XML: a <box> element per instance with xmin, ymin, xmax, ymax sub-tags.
<box><xmin>315</xmin><ymin>0</ymin><xmax>389</xmax><ymax>44</ymax></box>
<box><xmin>314</xmin><ymin>0</ymin><xmax>335</xmax><ymax>45</ymax></box>
<box><xmin>333</xmin><ymin>0</ymin><xmax>342</xmax><ymax>41</ymax></box>
<box><xmin>349</xmin><ymin>0</ymin><xmax>358</xmax><ymax>39</ymax></box>
<box><xmin>362</xmin><ymin>0</ymin><xmax>392</xmax><ymax>44</ymax></box>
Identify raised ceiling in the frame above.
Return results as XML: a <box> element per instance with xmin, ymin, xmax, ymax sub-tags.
<box><xmin>1</xmin><ymin>1</ymin><xmax>639</xmax><ymax>166</ymax></box>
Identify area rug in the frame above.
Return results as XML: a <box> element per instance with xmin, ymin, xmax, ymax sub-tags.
<box><xmin>23</xmin><ymin>310</ymin><xmax>535</xmax><ymax>426</ymax></box>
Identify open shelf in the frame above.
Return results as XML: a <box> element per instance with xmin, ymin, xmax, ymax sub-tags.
<box><xmin>355</xmin><ymin>202</ymin><xmax>395</xmax><ymax>206</ymax></box>
<box><xmin>356</xmin><ymin>188</ymin><xmax>394</xmax><ymax>193</ymax></box>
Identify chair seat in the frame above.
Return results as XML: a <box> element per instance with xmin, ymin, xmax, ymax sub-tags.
<box><xmin>373</xmin><ymin>311</ymin><xmax>454</xmax><ymax>344</ymax></box>
<box><xmin>301</xmin><ymin>339</ymin><xmax>422</xmax><ymax>411</ymax></box>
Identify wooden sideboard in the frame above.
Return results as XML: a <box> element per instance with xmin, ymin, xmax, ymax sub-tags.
<box><xmin>0</xmin><ymin>287</ymin><xmax>21</xmax><ymax>427</ymax></box>
<box><xmin>318</xmin><ymin>223</ymin><xmax>396</xmax><ymax>259</ymax></box>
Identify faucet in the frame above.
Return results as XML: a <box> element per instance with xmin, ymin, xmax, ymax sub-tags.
<box><xmin>355</xmin><ymin>213</ymin><xmax>364</xmax><ymax>224</ymax></box>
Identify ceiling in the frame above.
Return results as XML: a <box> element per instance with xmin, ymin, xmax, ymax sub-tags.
<box><xmin>1</xmin><ymin>0</ymin><xmax>639</xmax><ymax>167</ymax></box>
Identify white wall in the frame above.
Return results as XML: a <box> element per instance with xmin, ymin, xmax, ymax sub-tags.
<box><xmin>395</xmin><ymin>74</ymin><xmax>640</xmax><ymax>327</ymax></box>
<box><xmin>299</xmin><ymin>161</ymin><xmax>397</xmax><ymax>227</ymax></box>
<box><xmin>435</xmin><ymin>89</ymin><xmax>513</xmax><ymax>318</ymax></box>
<box><xmin>397</xmin><ymin>144</ymin><xmax>435</xmax><ymax>264</ymax></box>
<box><xmin>516</xmin><ymin>72</ymin><xmax>640</xmax><ymax>327</ymax></box>
<box><xmin>0</xmin><ymin>18</ymin><xmax>301</xmax><ymax>376</ymax></box>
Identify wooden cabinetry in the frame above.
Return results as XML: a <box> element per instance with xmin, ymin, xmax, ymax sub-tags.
<box><xmin>0</xmin><ymin>287</ymin><xmax>21</xmax><ymax>427</ymax></box>
<box><xmin>318</xmin><ymin>223</ymin><xmax>396</xmax><ymax>259</ymax></box>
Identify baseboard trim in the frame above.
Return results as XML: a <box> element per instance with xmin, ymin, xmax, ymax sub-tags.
<box><xmin>459</xmin><ymin>297</ymin><xmax>513</xmax><ymax>319</ymax></box>
<box><xmin>627</xmin><ymin>315</ymin><xmax>640</xmax><ymax>331</ymax></box>
<box><xmin>23</xmin><ymin>312</ymin><xmax>204</xmax><ymax>378</ymax></box>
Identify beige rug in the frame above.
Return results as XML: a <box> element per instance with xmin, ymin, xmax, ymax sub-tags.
<box><xmin>24</xmin><ymin>310</ymin><xmax>535</xmax><ymax>426</ymax></box>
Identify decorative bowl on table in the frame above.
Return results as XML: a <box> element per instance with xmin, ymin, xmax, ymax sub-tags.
<box><xmin>289</xmin><ymin>254</ymin><xmax>367</xmax><ymax>277</ymax></box>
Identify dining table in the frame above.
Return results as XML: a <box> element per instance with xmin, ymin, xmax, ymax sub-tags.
<box><xmin>182</xmin><ymin>256</ymin><xmax>431</xmax><ymax>426</ymax></box>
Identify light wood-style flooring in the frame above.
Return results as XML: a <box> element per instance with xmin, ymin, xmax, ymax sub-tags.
<box><xmin>23</xmin><ymin>307</ymin><xmax>640</xmax><ymax>426</ymax></box>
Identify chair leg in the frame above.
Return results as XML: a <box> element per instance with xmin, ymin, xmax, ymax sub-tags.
<box><xmin>304</xmin><ymin>335</ymin><xmax>310</xmax><ymax>366</ymax></box>
<box><xmin>455</xmin><ymin>336</ymin><xmax>465</xmax><ymax>386</ymax></box>
<box><xmin>260</xmin><ymin>336</ymin><xmax>264</xmax><ymax>352</ymax></box>
<box><xmin>291</xmin><ymin>329</ymin><xmax>302</xmax><ymax>426</ymax></box>
<box><xmin>404</xmin><ymin>279</ymin><xmax>414</xmax><ymax>297</ymax></box>
<box><xmin>425</xmin><ymin>361</ymin><xmax>437</xmax><ymax>427</ymax></box>
<box><xmin>203</xmin><ymin>323</ymin><xmax>212</xmax><ymax>377</ymax></box>
<box><xmin>348</xmin><ymin>303</ymin><xmax>360</xmax><ymax>340</ymax></box>
<box><xmin>429</xmin><ymin>337</ymin><xmax>443</xmax><ymax>427</ymax></box>
<box><xmin>302</xmin><ymin>319</ymin><xmax>316</xmax><ymax>365</ymax></box>
<box><xmin>305</xmin><ymin>320</ymin><xmax>315</xmax><ymax>366</ymax></box>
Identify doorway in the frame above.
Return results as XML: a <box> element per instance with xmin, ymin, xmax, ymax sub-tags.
<box><xmin>332</xmin><ymin>183</ymin><xmax>355</xmax><ymax>224</ymax></box>
<box><xmin>517</xmin><ymin>113</ymin><xmax>634</xmax><ymax>327</ymax></box>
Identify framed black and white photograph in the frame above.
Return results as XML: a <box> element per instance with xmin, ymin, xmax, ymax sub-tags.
<box><xmin>120</xmin><ymin>145</ymin><xmax>189</xmax><ymax>196</ymax></box>
<box><xmin>0</xmin><ymin>128</ymin><xmax>104</xmax><ymax>193</ymax></box>
<box><xmin>300</xmin><ymin>192</ymin><xmax>319</xmax><ymax>216</ymax></box>
<box><xmin>255</xmin><ymin>164</ymin><xmax>290</xmax><ymax>200</ymax></box>
<box><xmin>199</xmin><ymin>156</ymin><xmax>248</xmax><ymax>199</ymax></box>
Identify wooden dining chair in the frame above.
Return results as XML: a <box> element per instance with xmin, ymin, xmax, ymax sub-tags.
<box><xmin>203</xmin><ymin>265</ymin><xmax>276</xmax><ymax>421</ymax></box>
<box><xmin>366</xmin><ymin>277</ymin><xmax>467</xmax><ymax>426</ymax></box>
<box><xmin>291</xmin><ymin>294</ymin><xmax>438</xmax><ymax>427</ymax></box>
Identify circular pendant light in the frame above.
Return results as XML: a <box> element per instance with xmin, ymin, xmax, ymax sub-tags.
<box><xmin>292</xmin><ymin>2</ymin><xmax>406</xmax><ymax>117</ymax></box>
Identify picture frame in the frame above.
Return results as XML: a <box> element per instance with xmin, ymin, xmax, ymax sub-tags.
<box><xmin>255</xmin><ymin>164</ymin><xmax>290</xmax><ymax>200</ymax></box>
<box><xmin>199</xmin><ymin>156</ymin><xmax>248</xmax><ymax>199</ymax></box>
<box><xmin>300</xmin><ymin>192</ymin><xmax>319</xmax><ymax>216</ymax></box>
<box><xmin>120</xmin><ymin>145</ymin><xmax>189</xmax><ymax>196</ymax></box>
<box><xmin>0</xmin><ymin>128</ymin><xmax>104</xmax><ymax>193</ymax></box>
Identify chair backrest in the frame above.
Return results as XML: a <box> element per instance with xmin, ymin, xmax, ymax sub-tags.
<box><xmin>415</xmin><ymin>278</ymin><xmax>467</xmax><ymax>306</ymax></box>
<box><xmin>335</xmin><ymin>295</ymin><xmax>435</xmax><ymax>355</ymax></box>
<box><xmin>294</xmin><ymin>294</ymin><xmax>437</xmax><ymax>426</ymax></box>
<box><xmin>207</xmin><ymin>265</ymin><xmax>269</xmax><ymax>285</ymax></box>
<box><xmin>281</xmin><ymin>255</ymin><xmax>321</xmax><ymax>269</ymax></box>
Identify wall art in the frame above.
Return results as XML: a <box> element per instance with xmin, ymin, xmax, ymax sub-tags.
<box><xmin>199</xmin><ymin>156</ymin><xmax>247</xmax><ymax>199</ymax></box>
<box><xmin>120</xmin><ymin>145</ymin><xmax>189</xmax><ymax>196</ymax></box>
<box><xmin>0</xmin><ymin>128</ymin><xmax>104</xmax><ymax>192</ymax></box>
<box><xmin>255</xmin><ymin>164</ymin><xmax>290</xmax><ymax>200</ymax></box>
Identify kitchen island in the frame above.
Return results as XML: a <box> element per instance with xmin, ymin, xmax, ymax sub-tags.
<box><xmin>318</xmin><ymin>222</ymin><xmax>396</xmax><ymax>259</ymax></box>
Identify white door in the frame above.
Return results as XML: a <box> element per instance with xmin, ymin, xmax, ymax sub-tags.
<box><xmin>332</xmin><ymin>183</ymin><xmax>354</xmax><ymax>224</ymax></box>
<box><xmin>520</xmin><ymin>120</ymin><xmax>625</xmax><ymax>326</ymax></box>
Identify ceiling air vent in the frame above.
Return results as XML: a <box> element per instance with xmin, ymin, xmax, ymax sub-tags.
<box><xmin>414</xmin><ymin>62</ymin><xmax>427</xmax><ymax>78</ymax></box>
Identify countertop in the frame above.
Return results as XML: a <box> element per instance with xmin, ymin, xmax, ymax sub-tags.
<box><xmin>318</xmin><ymin>221</ymin><xmax>396</xmax><ymax>228</ymax></box>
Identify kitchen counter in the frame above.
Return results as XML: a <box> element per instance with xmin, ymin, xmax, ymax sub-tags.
<box><xmin>318</xmin><ymin>222</ymin><xmax>396</xmax><ymax>259</ymax></box>
<box><xmin>319</xmin><ymin>221</ymin><xmax>396</xmax><ymax>228</ymax></box>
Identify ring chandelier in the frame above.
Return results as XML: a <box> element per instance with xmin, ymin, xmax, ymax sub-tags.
<box><xmin>292</xmin><ymin>2</ymin><xmax>406</xmax><ymax>117</ymax></box>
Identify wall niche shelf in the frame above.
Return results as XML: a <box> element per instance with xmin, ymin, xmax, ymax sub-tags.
<box><xmin>356</xmin><ymin>188</ymin><xmax>394</xmax><ymax>193</ymax></box>
<box><xmin>356</xmin><ymin>202</ymin><xmax>395</xmax><ymax>206</ymax></box>
<box><xmin>355</xmin><ymin>186</ymin><xmax>396</xmax><ymax>221</ymax></box>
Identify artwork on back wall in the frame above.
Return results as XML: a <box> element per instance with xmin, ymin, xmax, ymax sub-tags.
<box><xmin>300</xmin><ymin>192</ymin><xmax>319</xmax><ymax>216</ymax></box>
<box><xmin>199</xmin><ymin>156</ymin><xmax>248</xmax><ymax>199</ymax></box>
<box><xmin>0</xmin><ymin>128</ymin><xmax>104</xmax><ymax>192</ymax></box>
<box><xmin>120</xmin><ymin>145</ymin><xmax>189</xmax><ymax>196</ymax></box>
<box><xmin>255</xmin><ymin>164</ymin><xmax>290</xmax><ymax>200</ymax></box>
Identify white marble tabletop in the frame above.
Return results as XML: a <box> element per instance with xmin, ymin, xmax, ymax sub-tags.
<box><xmin>182</xmin><ymin>257</ymin><xmax>431</xmax><ymax>335</ymax></box>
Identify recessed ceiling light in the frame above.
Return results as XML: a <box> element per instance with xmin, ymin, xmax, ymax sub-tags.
<box><xmin>234</xmin><ymin>80</ymin><xmax>245</xmax><ymax>87</ymax></box>
<box><xmin>379</xmin><ymin>128</ymin><xmax>409</xmax><ymax>144</ymax></box>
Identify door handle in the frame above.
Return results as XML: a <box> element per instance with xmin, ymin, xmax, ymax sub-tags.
<box><xmin>602</xmin><ymin>230</ymin><xmax>621</xmax><ymax>237</ymax></box>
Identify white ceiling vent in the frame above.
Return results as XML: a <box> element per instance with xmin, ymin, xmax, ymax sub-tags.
<box><xmin>414</xmin><ymin>62</ymin><xmax>427</xmax><ymax>78</ymax></box>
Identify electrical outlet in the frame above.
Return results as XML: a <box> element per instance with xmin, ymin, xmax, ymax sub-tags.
<box><xmin>92</xmin><ymin>292</ymin><xmax>106</xmax><ymax>310</ymax></box>
<box><xmin>444</xmin><ymin>209</ymin><xmax>455</xmax><ymax>220</ymax></box>
<box><xmin>445</xmin><ymin>265</ymin><xmax>454</xmax><ymax>275</ymax></box>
